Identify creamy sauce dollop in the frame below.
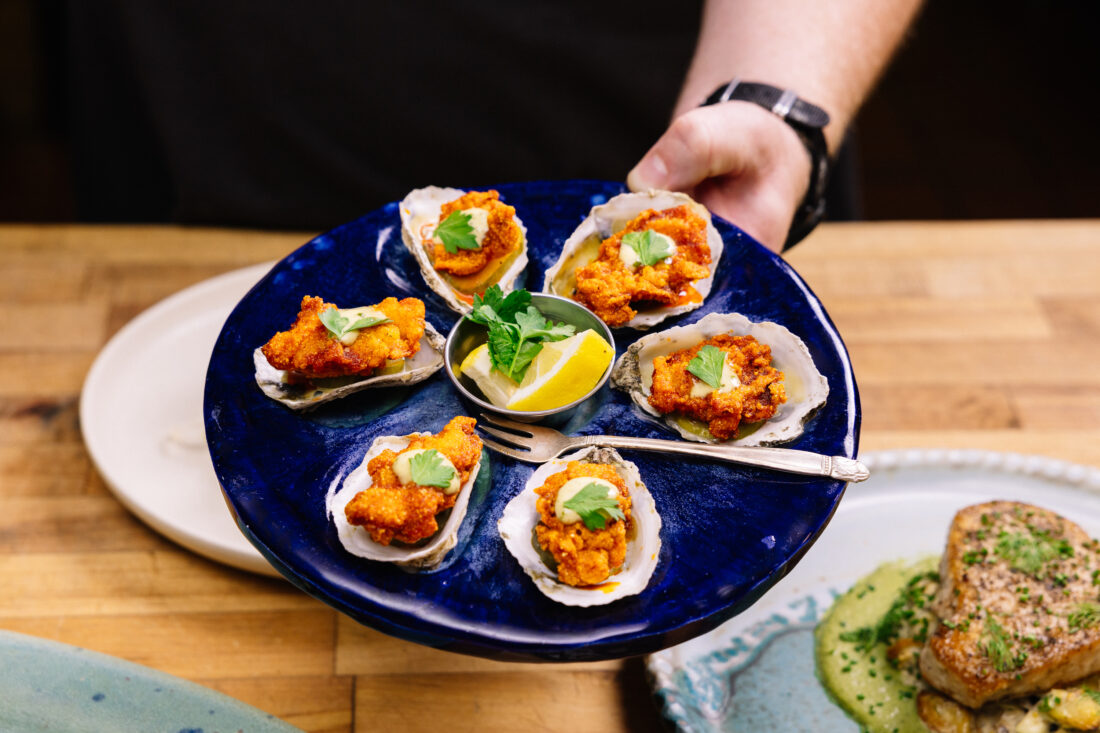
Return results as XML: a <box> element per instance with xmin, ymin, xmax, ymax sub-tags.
<box><xmin>335</xmin><ymin>306</ymin><xmax>388</xmax><ymax>346</ymax></box>
<box><xmin>618</xmin><ymin>230</ymin><xmax>676</xmax><ymax>268</ymax></box>
<box><xmin>554</xmin><ymin>477</ymin><xmax>618</xmax><ymax>525</ymax></box>
<box><xmin>392</xmin><ymin>448</ymin><xmax>461</xmax><ymax>495</ymax></box>
<box><xmin>690</xmin><ymin>355</ymin><xmax>741</xmax><ymax>398</ymax></box>
<box><xmin>462</xmin><ymin>207</ymin><xmax>491</xmax><ymax>247</ymax></box>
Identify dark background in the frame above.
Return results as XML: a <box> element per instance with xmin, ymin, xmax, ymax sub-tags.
<box><xmin>2</xmin><ymin>0</ymin><xmax>1098</xmax><ymax>226</ymax></box>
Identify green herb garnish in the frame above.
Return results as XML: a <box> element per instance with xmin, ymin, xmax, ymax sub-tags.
<box><xmin>1068</xmin><ymin>602</ymin><xmax>1100</xmax><ymax>631</ymax></box>
<box><xmin>563</xmin><ymin>483</ymin><xmax>625</xmax><ymax>531</ymax></box>
<box><xmin>319</xmin><ymin>307</ymin><xmax>390</xmax><ymax>341</ymax></box>
<box><xmin>994</xmin><ymin>529</ymin><xmax>1072</xmax><ymax>576</ymax></box>
<box><xmin>434</xmin><ymin>210</ymin><xmax>481</xmax><ymax>254</ymax></box>
<box><xmin>621</xmin><ymin>229</ymin><xmax>674</xmax><ymax>267</ymax></box>
<box><xmin>838</xmin><ymin>571</ymin><xmax>940</xmax><ymax>651</ymax></box>
<box><xmin>467</xmin><ymin>285</ymin><xmax>532</xmax><ymax>326</ymax></box>
<box><xmin>409</xmin><ymin>449</ymin><xmax>455</xmax><ymax>489</ymax></box>
<box><xmin>982</xmin><ymin>616</ymin><xmax>1027</xmax><ymax>672</ymax></box>
<box><xmin>687</xmin><ymin>344</ymin><xmax>727</xmax><ymax>389</ymax></box>
<box><xmin>466</xmin><ymin>285</ymin><xmax>575</xmax><ymax>382</ymax></box>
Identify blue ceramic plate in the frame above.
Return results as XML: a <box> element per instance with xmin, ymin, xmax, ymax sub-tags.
<box><xmin>204</xmin><ymin>179</ymin><xmax>859</xmax><ymax>661</ymax></box>
<box><xmin>0</xmin><ymin>630</ymin><xmax>296</xmax><ymax>732</ymax></box>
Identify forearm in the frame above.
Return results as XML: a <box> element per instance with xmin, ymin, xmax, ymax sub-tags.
<box><xmin>674</xmin><ymin>0</ymin><xmax>925</xmax><ymax>151</ymax></box>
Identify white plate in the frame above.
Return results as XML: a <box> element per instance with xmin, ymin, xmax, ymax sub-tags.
<box><xmin>647</xmin><ymin>449</ymin><xmax>1100</xmax><ymax>732</ymax></box>
<box><xmin>80</xmin><ymin>263</ymin><xmax>279</xmax><ymax>576</ymax></box>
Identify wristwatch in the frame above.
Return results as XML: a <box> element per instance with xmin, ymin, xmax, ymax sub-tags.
<box><xmin>701</xmin><ymin>79</ymin><xmax>831</xmax><ymax>249</ymax></box>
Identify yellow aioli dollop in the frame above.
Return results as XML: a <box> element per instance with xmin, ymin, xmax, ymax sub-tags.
<box><xmin>335</xmin><ymin>306</ymin><xmax>387</xmax><ymax>345</ymax></box>
<box><xmin>462</xmin><ymin>207</ymin><xmax>491</xmax><ymax>247</ymax></box>
<box><xmin>392</xmin><ymin>448</ymin><xmax>461</xmax><ymax>495</ymax></box>
<box><xmin>554</xmin><ymin>477</ymin><xmax>618</xmax><ymax>525</ymax></box>
<box><xmin>618</xmin><ymin>230</ymin><xmax>676</xmax><ymax>268</ymax></box>
<box><xmin>690</xmin><ymin>354</ymin><xmax>741</xmax><ymax>398</ymax></box>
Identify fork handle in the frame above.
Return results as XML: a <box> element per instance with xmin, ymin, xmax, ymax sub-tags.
<box><xmin>574</xmin><ymin>435</ymin><xmax>869</xmax><ymax>482</ymax></box>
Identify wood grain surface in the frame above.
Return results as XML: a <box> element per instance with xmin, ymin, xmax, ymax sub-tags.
<box><xmin>1</xmin><ymin>221</ymin><xmax>1098</xmax><ymax>731</ymax></box>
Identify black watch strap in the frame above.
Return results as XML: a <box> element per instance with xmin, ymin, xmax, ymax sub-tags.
<box><xmin>701</xmin><ymin>80</ymin><xmax>831</xmax><ymax>249</ymax></box>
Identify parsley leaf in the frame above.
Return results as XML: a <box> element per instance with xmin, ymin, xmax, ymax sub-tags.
<box><xmin>496</xmin><ymin>290</ymin><xmax>533</xmax><ymax>323</ymax></box>
<box><xmin>465</xmin><ymin>287</ymin><xmax>575</xmax><ymax>383</ymax></box>
<box><xmin>514</xmin><ymin>306</ymin><xmax>576</xmax><ymax>342</ymax></box>
<box><xmin>469</xmin><ymin>285</ymin><xmax>530</xmax><ymax>326</ymax></box>
<box><xmin>486</xmin><ymin>321</ymin><xmax>543</xmax><ymax>382</ymax></box>
<box><xmin>563</xmin><ymin>483</ymin><xmax>625</xmax><ymax>531</ymax></box>
<box><xmin>319</xmin><ymin>307</ymin><xmax>390</xmax><ymax>340</ymax></box>
<box><xmin>513</xmin><ymin>307</ymin><xmax>548</xmax><ymax>339</ymax></box>
<box><xmin>621</xmin><ymin>229</ymin><xmax>675</xmax><ymax>267</ymax></box>
<box><xmin>346</xmin><ymin>315</ymin><xmax>389</xmax><ymax>332</ymax></box>
<box><xmin>507</xmin><ymin>339</ymin><xmax>543</xmax><ymax>382</ymax></box>
<box><xmin>409</xmin><ymin>449</ymin><xmax>455</xmax><ymax>489</ymax></box>
<box><xmin>687</xmin><ymin>344</ymin><xmax>727</xmax><ymax>389</ymax></box>
<box><xmin>319</xmin><ymin>307</ymin><xmax>349</xmax><ymax>337</ymax></box>
<box><xmin>434</xmin><ymin>210</ymin><xmax>481</xmax><ymax>254</ymax></box>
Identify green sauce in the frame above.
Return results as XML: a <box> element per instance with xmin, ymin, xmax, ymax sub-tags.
<box><xmin>815</xmin><ymin>556</ymin><xmax>940</xmax><ymax>732</ymax></box>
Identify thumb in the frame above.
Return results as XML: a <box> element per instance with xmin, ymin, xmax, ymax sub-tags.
<box><xmin>626</xmin><ymin>107</ymin><xmax>750</xmax><ymax>192</ymax></box>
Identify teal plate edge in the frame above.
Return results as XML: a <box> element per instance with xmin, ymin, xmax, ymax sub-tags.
<box><xmin>0</xmin><ymin>629</ymin><xmax>299</xmax><ymax>733</ymax></box>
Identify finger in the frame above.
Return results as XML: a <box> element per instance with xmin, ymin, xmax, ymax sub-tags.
<box><xmin>626</xmin><ymin>106</ymin><xmax>753</xmax><ymax>192</ymax></box>
<box><xmin>695</xmin><ymin>179</ymin><xmax>788</xmax><ymax>253</ymax></box>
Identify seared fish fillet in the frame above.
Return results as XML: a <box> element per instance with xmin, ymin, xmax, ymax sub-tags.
<box><xmin>920</xmin><ymin>501</ymin><xmax>1100</xmax><ymax>708</ymax></box>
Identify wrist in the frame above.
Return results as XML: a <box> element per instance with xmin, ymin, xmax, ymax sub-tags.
<box><xmin>700</xmin><ymin>80</ymin><xmax>831</xmax><ymax>248</ymax></box>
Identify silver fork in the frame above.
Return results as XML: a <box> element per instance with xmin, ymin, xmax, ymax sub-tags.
<box><xmin>477</xmin><ymin>413</ymin><xmax>870</xmax><ymax>482</ymax></box>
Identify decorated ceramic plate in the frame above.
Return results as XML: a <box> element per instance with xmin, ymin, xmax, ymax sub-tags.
<box><xmin>646</xmin><ymin>450</ymin><xmax>1100</xmax><ymax>731</ymax></box>
<box><xmin>204</xmin><ymin>179</ymin><xmax>860</xmax><ymax>661</ymax></box>
<box><xmin>0</xmin><ymin>630</ymin><xmax>295</xmax><ymax>732</ymax></box>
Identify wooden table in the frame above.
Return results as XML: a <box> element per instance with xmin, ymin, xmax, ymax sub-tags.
<box><xmin>2</xmin><ymin>221</ymin><xmax>1098</xmax><ymax>732</ymax></box>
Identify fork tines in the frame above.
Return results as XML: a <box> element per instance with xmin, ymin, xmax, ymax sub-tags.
<box><xmin>477</xmin><ymin>425</ymin><xmax>531</xmax><ymax>450</ymax></box>
<box><xmin>476</xmin><ymin>435</ymin><xmax>529</xmax><ymax>461</ymax></box>
<box><xmin>475</xmin><ymin>413</ymin><xmax>538</xmax><ymax>461</ymax></box>
<box><xmin>476</xmin><ymin>412</ymin><xmax>539</xmax><ymax>436</ymax></box>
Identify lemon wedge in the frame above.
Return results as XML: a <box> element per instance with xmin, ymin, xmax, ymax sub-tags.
<box><xmin>457</xmin><ymin>343</ymin><xmax>519</xmax><ymax>407</ymax></box>
<box><xmin>505</xmin><ymin>329</ymin><xmax>614</xmax><ymax>411</ymax></box>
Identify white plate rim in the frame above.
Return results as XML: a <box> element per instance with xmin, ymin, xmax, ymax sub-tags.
<box><xmin>79</xmin><ymin>262</ymin><xmax>279</xmax><ymax>577</ymax></box>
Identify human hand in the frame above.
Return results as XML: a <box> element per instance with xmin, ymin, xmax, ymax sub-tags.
<box><xmin>626</xmin><ymin>102</ymin><xmax>812</xmax><ymax>253</ymax></box>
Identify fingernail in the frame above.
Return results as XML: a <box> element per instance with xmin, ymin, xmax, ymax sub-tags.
<box><xmin>627</xmin><ymin>153</ymin><xmax>668</xmax><ymax>191</ymax></box>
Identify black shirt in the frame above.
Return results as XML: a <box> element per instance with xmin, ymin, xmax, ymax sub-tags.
<box><xmin>68</xmin><ymin>1</ymin><xmax>702</xmax><ymax>229</ymax></box>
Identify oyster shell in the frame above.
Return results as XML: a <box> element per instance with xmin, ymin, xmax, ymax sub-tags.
<box><xmin>325</xmin><ymin>431</ymin><xmax>483</xmax><ymax>569</ymax></box>
<box><xmin>254</xmin><ymin>322</ymin><xmax>445</xmax><ymax>410</ymax></box>
<box><xmin>399</xmin><ymin>186</ymin><xmax>529</xmax><ymax>314</ymax></box>
<box><xmin>610</xmin><ymin>311</ymin><xmax>829</xmax><ymax>445</ymax></box>
<box><xmin>542</xmin><ymin>189</ymin><xmax>723</xmax><ymax>329</ymax></box>
<box><xmin>497</xmin><ymin>446</ymin><xmax>661</xmax><ymax>606</ymax></box>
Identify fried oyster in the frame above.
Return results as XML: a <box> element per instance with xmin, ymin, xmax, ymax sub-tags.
<box><xmin>572</xmin><ymin>204</ymin><xmax>712</xmax><ymax>327</ymax></box>
<box><xmin>429</xmin><ymin>190</ymin><xmax>524</xmax><ymax>280</ymax></box>
<box><xmin>344</xmin><ymin>416</ymin><xmax>482</xmax><ymax>546</ymax></box>
<box><xmin>648</xmin><ymin>333</ymin><xmax>787</xmax><ymax>441</ymax></box>
<box><xmin>533</xmin><ymin>460</ymin><xmax>633</xmax><ymax>588</ymax></box>
<box><xmin>543</xmin><ymin>190</ymin><xmax>723</xmax><ymax>329</ymax></box>
<box><xmin>610</xmin><ymin>311</ymin><xmax>828</xmax><ymax>445</ymax></box>
<box><xmin>497</xmin><ymin>446</ymin><xmax>662</xmax><ymax>607</ymax></box>
<box><xmin>261</xmin><ymin>295</ymin><xmax>426</xmax><ymax>379</ymax></box>
<box><xmin>399</xmin><ymin>186</ymin><xmax>529</xmax><ymax>314</ymax></box>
